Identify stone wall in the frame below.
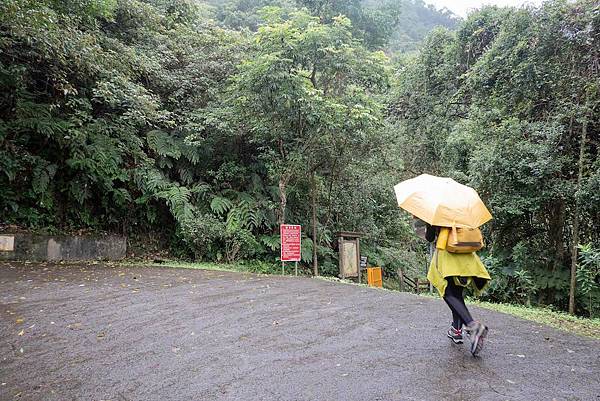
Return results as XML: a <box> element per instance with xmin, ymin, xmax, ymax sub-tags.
<box><xmin>0</xmin><ymin>233</ymin><xmax>126</xmax><ymax>261</ymax></box>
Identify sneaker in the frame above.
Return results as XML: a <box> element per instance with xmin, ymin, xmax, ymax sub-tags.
<box><xmin>465</xmin><ymin>321</ymin><xmax>488</xmax><ymax>356</ymax></box>
<box><xmin>447</xmin><ymin>326</ymin><xmax>463</xmax><ymax>344</ymax></box>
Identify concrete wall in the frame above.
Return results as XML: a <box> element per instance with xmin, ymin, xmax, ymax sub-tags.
<box><xmin>0</xmin><ymin>233</ymin><xmax>126</xmax><ymax>261</ymax></box>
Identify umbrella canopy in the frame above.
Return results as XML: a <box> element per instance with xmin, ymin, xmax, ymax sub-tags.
<box><xmin>394</xmin><ymin>174</ymin><xmax>492</xmax><ymax>228</ymax></box>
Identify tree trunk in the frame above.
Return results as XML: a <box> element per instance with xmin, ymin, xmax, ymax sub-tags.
<box><xmin>542</xmin><ymin>201</ymin><xmax>565</xmax><ymax>305</ymax></box>
<box><xmin>278</xmin><ymin>175</ymin><xmax>288</xmax><ymax>227</ymax></box>
<box><xmin>311</xmin><ymin>171</ymin><xmax>318</xmax><ymax>276</ymax></box>
<box><xmin>569</xmin><ymin>117</ymin><xmax>587</xmax><ymax>315</ymax></box>
<box><xmin>277</xmin><ymin>138</ymin><xmax>289</xmax><ymax>229</ymax></box>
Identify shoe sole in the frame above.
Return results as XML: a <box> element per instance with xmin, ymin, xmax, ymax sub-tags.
<box><xmin>470</xmin><ymin>326</ymin><xmax>488</xmax><ymax>356</ymax></box>
<box><xmin>447</xmin><ymin>334</ymin><xmax>463</xmax><ymax>344</ymax></box>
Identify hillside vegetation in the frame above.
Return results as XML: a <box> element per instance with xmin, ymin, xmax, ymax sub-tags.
<box><xmin>0</xmin><ymin>0</ymin><xmax>598</xmax><ymax>316</ymax></box>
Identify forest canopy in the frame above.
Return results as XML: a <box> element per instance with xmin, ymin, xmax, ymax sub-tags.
<box><xmin>0</xmin><ymin>0</ymin><xmax>598</xmax><ymax>315</ymax></box>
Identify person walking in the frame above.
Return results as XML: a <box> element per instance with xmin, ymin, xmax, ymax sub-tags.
<box><xmin>395</xmin><ymin>174</ymin><xmax>493</xmax><ymax>356</ymax></box>
<box><xmin>425</xmin><ymin>223</ymin><xmax>491</xmax><ymax>356</ymax></box>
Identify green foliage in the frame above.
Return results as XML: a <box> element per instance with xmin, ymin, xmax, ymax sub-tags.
<box><xmin>0</xmin><ymin>0</ymin><xmax>448</xmax><ymax>271</ymax></box>
<box><xmin>223</xmin><ymin>225</ymin><xmax>261</xmax><ymax>263</ymax></box>
<box><xmin>470</xmin><ymin>300</ymin><xmax>600</xmax><ymax>339</ymax></box>
<box><xmin>577</xmin><ymin>244</ymin><xmax>600</xmax><ymax>317</ymax></box>
<box><xmin>260</xmin><ymin>234</ymin><xmax>280</xmax><ymax>251</ymax></box>
<box><xmin>3</xmin><ymin>0</ymin><xmax>597</xmax><ymax>319</ymax></box>
<box><xmin>240</xmin><ymin>259</ymin><xmax>281</xmax><ymax>274</ymax></box>
<box><xmin>388</xmin><ymin>0</ymin><xmax>600</xmax><ymax>315</ymax></box>
<box><xmin>301</xmin><ymin>236</ymin><xmax>313</xmax><ymax>264</ymax></box>
<box><xmin>147</xmin><ymin>130</ymin><xmax>182</xmax><ymax>160</ymax></box>
<box><xmin>0</xmin><ymin>0</ymin><xmax>245</xmax><ymax>234</ymax></box>
<box><xmin>210</xmin><ymin>196</ymin><xmax>234</xmax><ymax>216</ymax></box>
<box><xmin>384</xmin><ymin>0</ymin><xmax>458</xmax><ymax>52</ymax></box>
<box><xmin>179</xmin><ymin>213</ymin><xmax>227</xmax><ymax>260</ymax></box>
<box><xmin>212</xmin><ymin>0</ymin><xmax>296</xmax><ymax>31</ymax></box>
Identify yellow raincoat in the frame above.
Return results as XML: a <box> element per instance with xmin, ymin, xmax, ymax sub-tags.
<box><xmin>427</xmin><ymin>228</ymin><xmax>491</xmax><ymax>297</ymax></box>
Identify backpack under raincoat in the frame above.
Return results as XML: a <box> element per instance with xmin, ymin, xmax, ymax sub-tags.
<box><xmin>426</xmin><ymin>227</ymin><xmax>491</xmax><ymax>297</ymax></box>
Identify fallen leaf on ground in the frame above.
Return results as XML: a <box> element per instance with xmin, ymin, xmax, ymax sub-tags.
<box><xmin>18</xmin><ymin>330</ymin><xmax>24</xmax><ymax>336</ymax></box>
<box><xmin>16</xmin><ymin>318</ymin><xmax>24</xmax><ymax>324</ymax></box>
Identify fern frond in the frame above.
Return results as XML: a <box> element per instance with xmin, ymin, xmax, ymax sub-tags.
<box><xmin>301</xmin><ymin>237</ymin><xmax>313</xmax><ymax>264</ymax></box>
<box><xmin>190</xmin><ymin>183</ymin><xmax>210</xmax><ymax>194</ymax></box>
<box><xmin>111</xmin><ymin>188</ymin><xmax>132</xmax><ymax>206</ymax></box>
<box><xmin>134</xmin><ymin>167</ymin><xmax>170</xmax><ymax>193</ymax></box>
<box><xmin>250</xmin><ymin>173</ymin><xmax>264</xmax><ymax>193</ymax></box>
<box><xmin>158</xmin><ymin>157</ymin><xmax>174</xmax><ymax>169</ymax></box>
<box><xmin>210</xmin><ymin>196</ymin><xmax>233</xmax><ymax>216</ymax></box>
<box><xmin>32</xmin><ymin>162</ymin><xmax>56</xmax><ymax>194</ymax></box>
<box><xmin>156</xmin><ymin>185</ymin><xmax>194</xmax><ymax>222</ymax></box>
<box><xmin>147</xmin><ymin>130</ymin><xmax>182</xmax><ymax>159</ymax></box>
<box><xmin>179</xmin><ymin>168</ymin><xmax>194</xmax><ymax>185</ymax></box>
<box><xmin>260</xmin><ymin>235</ymin><xmax>280</xmax><ymax>251</ymax></box>
<box><xmin>225</xmin><ymin>196</ymin><xmax>265</xmax><ymax>230</ymax></box>
<box><xmin>181</xmin><ymin>145</ymin><xmax>201</xmax><ymax>164</ymax></box>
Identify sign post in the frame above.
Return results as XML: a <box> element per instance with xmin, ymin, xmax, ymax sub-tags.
<box><xmin>360</xmin><ymin>256</ymin><xmax>368</xmax><ymax>276</ymax></box>
<box><xmin>280</xmin><ymin>224</ymin><xmax>301</xmax><ymax>275</ymax></box>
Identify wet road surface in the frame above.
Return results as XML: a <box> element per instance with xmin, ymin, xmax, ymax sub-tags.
<box><xmin>1</xmin><ymin>262</ymin><xmax>599</xmax><ymax>401</ymax></box>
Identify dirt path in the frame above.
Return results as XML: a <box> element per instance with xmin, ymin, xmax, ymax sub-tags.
<box><xmin>1</xmin><ymin>262</ymin><xmax>599</xmax><ymax>401</ymax></box>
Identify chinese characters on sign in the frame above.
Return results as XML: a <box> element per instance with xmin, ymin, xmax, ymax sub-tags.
<box><xmin>280</xmin><ymin>224</ymin><xmax>301</xmax><ymax>262</ymax></box>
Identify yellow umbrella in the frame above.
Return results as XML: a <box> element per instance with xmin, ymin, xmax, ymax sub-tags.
<box><xmin>394</xmin><ymin>174</ymin><xmax>492</xmax><ymax>228</ymax></box>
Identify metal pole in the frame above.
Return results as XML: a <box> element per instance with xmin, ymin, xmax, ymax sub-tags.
<box><xmin>357</xmin><ymin>238</ymin><xmax>361</xmax><ymax>284</ymax></box>
<box><xmin>295</xmin><ymin>261</ymin><xmax>298</xmax><ymax>276</ymax></box>
<box><xmin>282</xmin><ymin>260</ymin><xmax>285</xmax><ymax>275</ymax></box>
<box><xmin>339</xmin><ymin>237</ymin><xmax>344</xmax><ymax>279</ymax></box>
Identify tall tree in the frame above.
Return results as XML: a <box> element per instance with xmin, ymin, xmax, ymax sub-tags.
<box><xmin>213</xmin><ymin>7</ymin><xmax>388</xmax><ymax>270</ymax></box>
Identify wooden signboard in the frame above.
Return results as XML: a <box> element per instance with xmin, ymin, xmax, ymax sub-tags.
<box><xmin>0</xmin><ymin>236</ymin><xmax>15</xmax><ymax>252</ymax></box>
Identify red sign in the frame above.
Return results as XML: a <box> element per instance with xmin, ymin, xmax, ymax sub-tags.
<box><xmin>280</xmin><ymin>224</ymin><xmax>301</xmax><ymax>262</ymax></box>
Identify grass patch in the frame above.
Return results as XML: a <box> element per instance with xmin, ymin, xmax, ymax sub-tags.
<box><xmin>469</xmin><ymin>300</ymin><xmax>600</xmax><ymax>339</ymax></box>
<box><xmin>122</xmin><ymin>259</ymin><xmax>308</xmax><ymax>276</ymax></box>
<box><xmin>387</xmin><ymin>279</ymin><xmax>600</xmax><ymax>339</ymax></box>
<box><xmin>143</xmin><ymin>260</ymin><xmax>243</xmax><ymax>273</ymax></box>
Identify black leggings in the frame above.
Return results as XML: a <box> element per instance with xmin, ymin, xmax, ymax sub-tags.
<box><xmin>443</xmin><ymin>278</ymin><xmax>474</xmax><ymax>330</ymax></box>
